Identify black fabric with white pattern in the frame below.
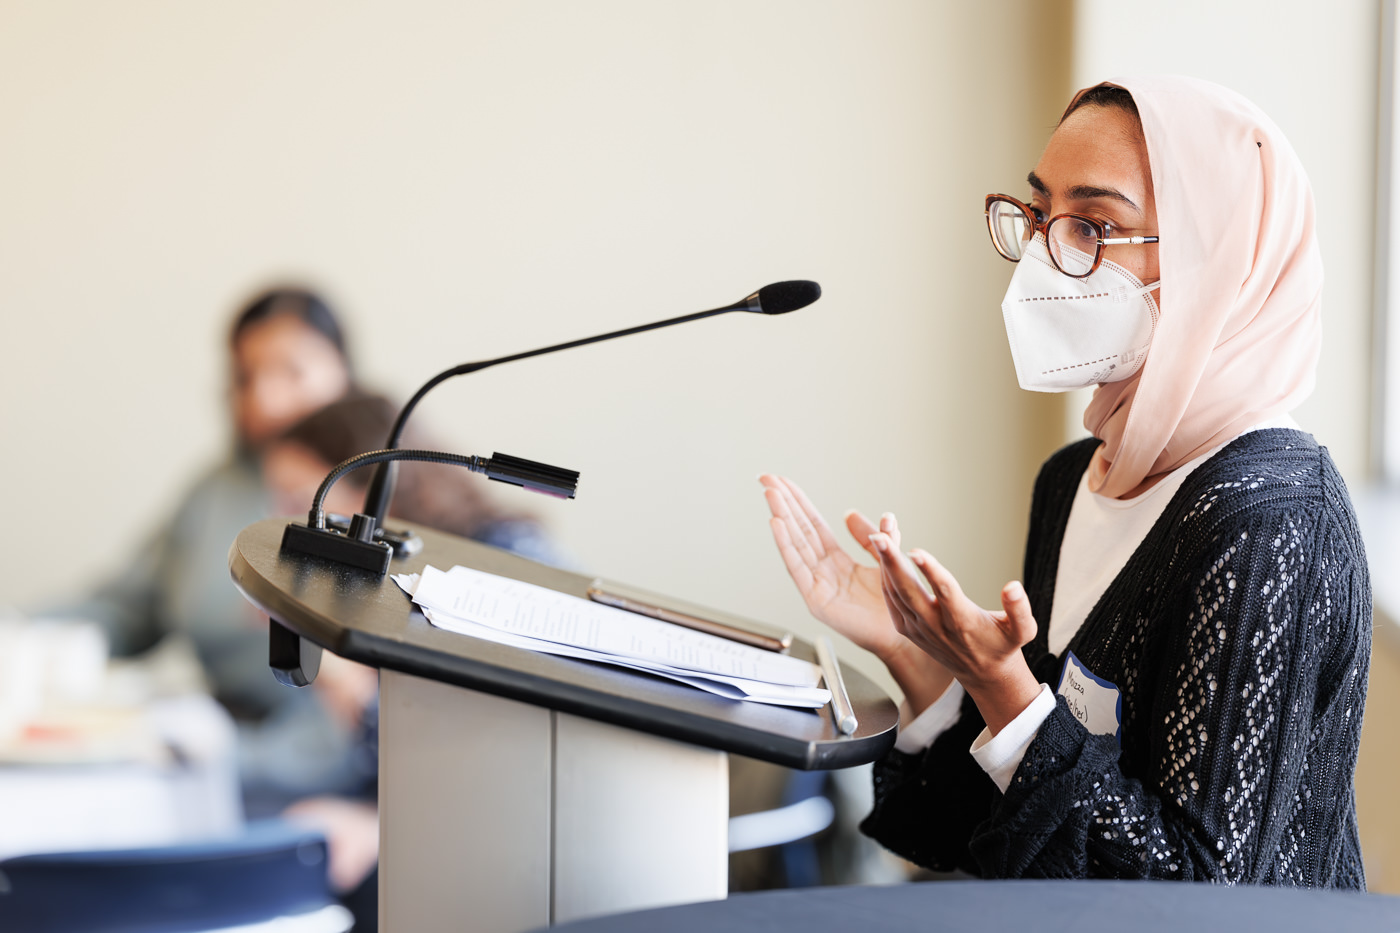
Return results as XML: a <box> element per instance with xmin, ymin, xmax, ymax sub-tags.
<box><xmin>860</xmin><ymin>429</ymin><xmax>1369</xmax><ymax>887</ymax></box>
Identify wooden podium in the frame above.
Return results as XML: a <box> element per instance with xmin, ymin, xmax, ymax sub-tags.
<box><xmin>229</xmin><ymin>518</ymin><xmax>898</xmax><ymax>932</ymax></box>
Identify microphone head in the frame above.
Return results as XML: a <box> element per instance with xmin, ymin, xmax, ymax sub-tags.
<box><xmin>751</xmin><ymin>280</ymin><xmax>821</xmax><ymax>315</ymax></box>
<box><xmin>484</xmin><ymin>452</ymin><xmax>579</xmax><ymax>499</ymax></box>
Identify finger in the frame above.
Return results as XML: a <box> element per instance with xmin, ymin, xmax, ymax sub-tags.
<box><xmin>765</xmin><ymin>486</ymin><xmax>822</xmax><ymax>569</ymax></box>
<box><xmin>874</xmin><ymin>541</ymin><xmax>918</xmax><ymax>640</ymax></box>
<box><xmin>768</xmin><ymin>516</ymin><xmax>818</xmax><ymax>595</ymax></box>
<box><xmin>998</xmin><ymin>580</ymin><xmax>1038</xmax><ymax>647</ymax></box>
<box><xmin>879</xmin><ymin>511</ymin><xmax>902</xmax><ymax>550</ymax></box>
<box><xmin>759</xmin><ymin>474</ymin><xmax>783</xmax><ymax>510</ymax></box>
<box><xmin>780</xmin><ymin>476</ymin><xmax>845</xmax><ymax>555</ymax></box>
<box><xmin>871</xmin><ymin>533</ymin><xmax>938</xmax><ymax>621</ymax></box>
<box><xmin>867</xmin><ymin>532</ymin><xmax>910</xmax><ymax>611</ymax></box>
<box><xmin>908</xmin><ymin>549</ymin><xmax>967</xmax><ymax>607</ymax></box>
<box><xmin>878</xmin><ymin>568</ymin><xmax>908</xmax><ymax>636</ymax></box>
<box><xmin>871</xmin><ymin>535</ymin><xmax>913</xmax><ymax>620</ymax></box>
<box><xmin>757</xmin><ymin>473</ymin><xmax>788</xmax><ymax>497</ymax></box>
<box><xmin>772</xmin><ymin>478</ymin><xmax>829</xmax><ymax>561</ymax></box>
<box><xmin>845</xmin><ymin>510</ymin><xmax>879</xmax><ymax>559</ymax></box>
<box><xmin>873</xmin><ymin>536</ymin><xmax>947</xmax><ymax>658</ymax></box>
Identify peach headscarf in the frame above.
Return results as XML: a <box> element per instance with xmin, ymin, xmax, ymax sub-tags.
<box><xmin>1077</xmin><ymin>76</ymin><xmax>1322</xmax><ymax>499</ymax></box>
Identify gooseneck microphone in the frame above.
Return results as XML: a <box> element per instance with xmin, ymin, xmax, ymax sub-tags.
<box><xmin>280</xmin><ymin>280</ymin><xmax>820</xmax><ymax>575</ymax></box>
<box><xmin>360</xmin><ymin>280</ymin><xmax>820</xmax><ymax>526</ymax></box>
<box><xmin>281</xmin><ymin>448</ymin><xmax>580</xmax><ymax>574</ymax></box>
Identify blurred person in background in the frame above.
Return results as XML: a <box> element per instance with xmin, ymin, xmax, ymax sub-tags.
<box><xmin>43</xmin><ymin>287</ymin><xmax>361</xmax><ymax>812</ymax></box>
<box><xmin>261</xmin><ymin>391</ymin><xmax>562</xmax><ymax>563</ymax></box>
<box><xmin>261</xmin><ymin>391</ymin><xmax>564</xmax><ymax>930</ymax></box>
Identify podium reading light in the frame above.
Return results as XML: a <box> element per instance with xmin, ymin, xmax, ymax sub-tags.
<box><xmin>279</xmin><ymin>280</ymin><xmax>821</xmax><ymax>576</ymax></box>
<box><xmin>280</xmin><ymin>449</ymin><xmax>579</xmax><ymax>575</ymax></box>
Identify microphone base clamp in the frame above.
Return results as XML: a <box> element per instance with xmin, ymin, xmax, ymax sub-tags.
<box><xmin>281</xmin><ymin>519</ymin><xmax>393</xmax><ymax>576</ymax></box>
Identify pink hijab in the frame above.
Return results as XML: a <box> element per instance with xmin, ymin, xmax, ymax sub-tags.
<box><xmin>1077</xmin><ymin>76</ymin><xmax>1323</xmax><ymax>499</ymax></box>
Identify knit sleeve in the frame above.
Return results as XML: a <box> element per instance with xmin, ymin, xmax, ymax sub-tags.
<box><xmin>859</xmin><ymin>688</ymin><xmax>999</xmax><ymax>873</ymax></box>
<box><xmin>967</xmin><ymin>496</ymin><xmax>1370</xmax><ymax>884</ymax></box>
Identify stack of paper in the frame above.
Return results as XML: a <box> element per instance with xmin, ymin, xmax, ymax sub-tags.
<box><xmin>394</xmin><ymin>566</ymin><xmax>830</xmax><ymax>709</ymax></box>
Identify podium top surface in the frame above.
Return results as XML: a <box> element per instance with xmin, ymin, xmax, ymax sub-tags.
<box><xmin>230</xmin><ymin>518</ymin><xmax>898</xmax><ymax>770</ymax></box>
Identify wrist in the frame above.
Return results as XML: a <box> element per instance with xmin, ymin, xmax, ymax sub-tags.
<box><xmin>962</xmin><ymin>657</ymin><xmax>1040</xmax><ymax>736</ymax></box>
<box><xmin>881</xmin><ymin>640</ymin><xmax>955</xmax><ymax>715</ymax></box>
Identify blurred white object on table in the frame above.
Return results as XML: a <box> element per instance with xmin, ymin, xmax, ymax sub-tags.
<box><xmin>0</xmin><ymin>619</ymin><xmax>242</xmax><ymax>858</ymax></box>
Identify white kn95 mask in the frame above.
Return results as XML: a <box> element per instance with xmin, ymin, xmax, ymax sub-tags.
<box><xmin>1001</xmin><ymin>235</ymin><xmax>1160</xmax><ymax>392</ymax></box>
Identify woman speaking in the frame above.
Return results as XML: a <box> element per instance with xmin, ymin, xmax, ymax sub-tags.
<box><xmin>761</xmin><ymin>76</ymin><xmax>1369</xmax><ymax>886</ymax></box>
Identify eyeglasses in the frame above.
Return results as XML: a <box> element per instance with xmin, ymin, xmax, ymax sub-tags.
<box><xmin>984</xmin><ymin>193</ymin><xmax>1159</xmax><ymax>278</ymax></box>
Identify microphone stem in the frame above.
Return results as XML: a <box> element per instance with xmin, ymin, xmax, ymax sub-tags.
<box><xmin>314</xmin><ymin>449</ymin><xmax>489</xmax><ymax>530</ymax></box>
<box><xmin>461</xmin><ymin>302</ymin><xmax>746</xmax><ymax>381</ymax></box>
<box><xmin>362</xmin><ymin>300</ymin><xmax>747</xmax><ymax>523</ymax></box>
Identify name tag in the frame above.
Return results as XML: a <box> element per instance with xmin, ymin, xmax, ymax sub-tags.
<box><xmin>1056</xmin><ymin>651</ymin><xmax>1122</xmax><ymax>743</ymax></box>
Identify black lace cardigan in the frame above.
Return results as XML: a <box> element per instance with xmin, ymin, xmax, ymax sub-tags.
<box><xmin>860</xmin><ymin>429</ymin><xmax>1370</xmax><ymax>887</ymax></box>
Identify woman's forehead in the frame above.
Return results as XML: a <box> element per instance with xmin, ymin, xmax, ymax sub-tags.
<box><xmin>1032</xmin><ymin>106</ymin><xmax>1154</xmax><ymax>212</ymax></box>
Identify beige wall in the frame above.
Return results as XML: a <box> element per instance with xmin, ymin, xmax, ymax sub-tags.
<box><xmin>0</xmin><ymin>1</ymin><xmax>1069</xmax><ymax>695</ymax></box>
<box><xmin>1357</xmin><ymin>622</ymin><xmax>1400</xmax><ymax>893</ymax></box>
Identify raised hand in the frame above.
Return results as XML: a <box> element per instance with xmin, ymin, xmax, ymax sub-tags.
<box><xmin>869</xmin><ymin>530</ymin><xmax>1041</xmax><ymax>734</ymax></box>
<box><xmin>759</xmin><ymin>474</ymin><xmax>899</xmax><ymax>658</ymax></box>
<box><xmin>760</xmin><ymin>476</ymin><xmax>956</xmax><ymax>712</ymax></box>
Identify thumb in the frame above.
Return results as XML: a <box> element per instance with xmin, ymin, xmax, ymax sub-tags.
<box><xmin>845</xmin><ymin>509</ymin><xmax>879</xmax><ymax>556</ymax></box>
<box><xmin>999</xmin><ymin>580</ymin><xmax>1037</xmax><ymax>647</ymax></box>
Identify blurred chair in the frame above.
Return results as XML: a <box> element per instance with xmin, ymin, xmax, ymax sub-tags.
<box><xmin>728</xmin><ymin>769</ymin><xmax>834</xmax><ymax>888</ymax></box>
<box><xmin>0</xmin><ymin>820</ymin><xmax>352</xmax><ymax>932</ymax></box>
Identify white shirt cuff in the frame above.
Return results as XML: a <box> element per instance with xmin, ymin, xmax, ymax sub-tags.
<box><xmin>893</xmin><ymin>680</ymin><xmax>966</xmax><ymax>754</ymax></box>
<box><xmin>969</xmin><ymin>683</ymin><xmax>1056</xmax><ymax>793</ymax></box>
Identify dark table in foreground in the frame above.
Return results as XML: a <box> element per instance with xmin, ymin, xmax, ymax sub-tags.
<box><xmin>230</xmin><ymin>517</ymin><xmax>899</xmax><ymax>932</ymax></box>
<box><xmin>544</xmin><ymin>879</ymin><xmax>1400</xmax><ymax>933</ymax></box>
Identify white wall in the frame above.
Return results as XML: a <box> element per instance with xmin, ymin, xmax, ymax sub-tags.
<box><xmin>0</xmin><ymin>1</ymin><xmax>1069</xmax><ymax>695</ymax></box>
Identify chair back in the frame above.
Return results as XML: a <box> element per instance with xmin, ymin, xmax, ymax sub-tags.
<box><xmin>0</xmin><ymin>820</ymin><xmax>352</xmax><ymax>932</ymax></box>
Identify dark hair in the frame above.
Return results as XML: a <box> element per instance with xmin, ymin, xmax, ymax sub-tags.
<box><xmin>1061</xmin><ymin>84</ymin><xmax>1140</xmax><ymax>124</ymax></box>
<box><xmin>278</xmin><ymin>392</ymin><xmax>525</xmax><ymax>538</ymax></box>
<box><xmin>230</xmin><ymin>287</ymin><xmax>350</xmax><ymax>364</ymax></box>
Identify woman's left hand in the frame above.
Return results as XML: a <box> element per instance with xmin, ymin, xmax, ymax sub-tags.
<box><xmin>868</xmin><ymin>528</ymin><xmax>1042</xmax><ymax>735</ymax></box>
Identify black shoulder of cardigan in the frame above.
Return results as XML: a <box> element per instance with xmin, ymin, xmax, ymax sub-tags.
<box><xmin>862</xmin><ymin>428</ymin><xmax>1371</xmax><ymax>888</ymax></box>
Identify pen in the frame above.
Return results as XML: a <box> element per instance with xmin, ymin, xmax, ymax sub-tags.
<box><xmin>586</xmin><ymin>584</ymin><xmax>793</xmax><ymax>653</ymax></box>
<box><xmin>815</xmin><ymin>635</ymin><xmax>857</xmax><ymax>735</ymax></box>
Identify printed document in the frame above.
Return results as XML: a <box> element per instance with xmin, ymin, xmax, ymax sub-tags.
<box><xmin>394</xmin><ymin>566</ymin><xmax>830</xmax><ymax>708</ymax></box>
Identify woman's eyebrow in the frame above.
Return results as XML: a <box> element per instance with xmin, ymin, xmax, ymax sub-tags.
<box><xmin>1025</xmin><ymin>171</ymin><xmax>1142</xmax><ymax>214</ymax></box>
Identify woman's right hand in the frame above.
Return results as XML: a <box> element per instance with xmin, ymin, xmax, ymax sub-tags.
<box><xmin>761</xmin><ymin>475</ymin><xmax>957</xmax><ymax>713</ymax></box>
<box><xmin>759</xmin><ymin>474</ymin><xmax>905</xmax><ymax>661</ymax></box>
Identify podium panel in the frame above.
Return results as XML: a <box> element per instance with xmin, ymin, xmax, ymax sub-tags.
<box><xmin>552</xmin><ymin>712</ymin><xmax>727</xmax><ymax>924</ymax></box>
<box><xmin>378</xmin><ymin>672</ymin><xmax>552</xmax><ymax>931</ymax></box>
<box><xmin>378</xmin><ymin>672</ymin><xmax>728</xmax><ymax>931</ymax></box>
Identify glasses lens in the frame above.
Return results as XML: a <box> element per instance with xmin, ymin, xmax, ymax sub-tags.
<box><xmin>987</xmin><ymin>199</ymin><xmax>1033</xmax><ymax>261</ymax></box>
<box><xmin>1046</xmin><ymin>216</ymin><xmax>1100</xmax><ymax>277</ymax></box>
